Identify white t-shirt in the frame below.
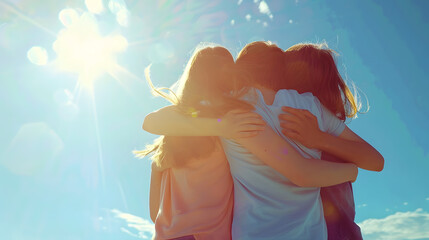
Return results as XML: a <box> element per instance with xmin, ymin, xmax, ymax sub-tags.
<box><xmin>222</xmin><ymin>88</ymin><xmax>345</xmax><ymax>240</ymax></box>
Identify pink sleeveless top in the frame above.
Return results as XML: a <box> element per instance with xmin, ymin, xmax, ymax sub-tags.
<box><xmin>153</xmin><ymin>148</ymin><xmax>233</xmax><ymax>240</ymax></box>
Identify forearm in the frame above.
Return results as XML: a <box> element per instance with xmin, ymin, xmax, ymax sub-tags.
<box><xmin>143</xmin><ymin>106</ymin><xmax>220</xmax><ymax>136</ymax></box>
<box><xmin>316</xmin><ymin>132</ymin><xmax>384</xmax><ymax>171</ymax></box>
<box><xmin>266</xmin><ymin>150</ymin><xmax>357</xmax><ymax>187</ymax></box>
<box><xmin>291</xmin><ymin>158</ymin><xmax>358</xmax><ymax>187</ymax></box>
<box><xmin>238</xmin><ymin>128</ymin><xmax>357</xmax><ymax>188</ymax></box>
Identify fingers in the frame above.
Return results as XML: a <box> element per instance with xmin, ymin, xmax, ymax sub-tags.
<box><xmin>236</xmin><ymin>131</ymin><xmax>260</xmax><ymax>138</ymax></box>
<box><xmin>301</xmin><ymin>109</ymin><xmax>316</xmax><ymax>120</ymax></box>
<box><xmin>278</xmin><ymin>114</ymin><xmax>301</xmax><ymax>125</ymax></box>
<box><xmin>239</xmin><ymin>124</ymin><xmax>265</xmax><ymax>132</ymax></box>
<box><xmin>280</xmin><ymin>121</ymin><xmax>300</xmax><ymax>132</ymax></box>
<box><xmin>239</xmin><ymin>117</ymin><xmax>266</xmax><ymax>126</ymax></box>
<box><xmin>280</xmin><ymin>108</ymin><xmax>305</xmax><ymax>122</ymax></box>
<box><xmin>282</xmin><ymin>106</ymin><xmax>302</xmax><ymax>114</ymax></box>
<box><xmin>228</xmin><ymin>109</ymin><xmax>252</xmax><ymax>114</ymax></box>
<box><xmin>281</xmin><ymin>129</ymin><xmax>301</xmax><ymax>141</ymax></box>
<box><xmin>281</xmin><ymin>107</ymin><xmax>317</xmax><ymax>124</ymax></box>
<box><xmin>235</xmin><ymin>112</ymin><xmax>261</xmax><ymax>119</ymax></box>
<box><xmin>233</xmin><ymin>112</ymin><xmax>265</xmax><ymax>126</ymax></box>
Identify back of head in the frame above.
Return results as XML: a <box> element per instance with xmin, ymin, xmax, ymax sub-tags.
<box><xmin>175</xmin><ymin>45</ymin><xmax>244</xmax><ymax>116</ymax></box>
<box><xmin>137</xmin><ymin>44</ymin><xmax>252</xmax><ymax>169</ymax></box>
<box><xmin>283</xmin><ymin>43</ymin><xmax>358</xmax><ymax>120</ymax></box>
<box><xmin>236</xmin><ymin>41</ymin><xmax>285</xmax><ymax>90</ymax></box>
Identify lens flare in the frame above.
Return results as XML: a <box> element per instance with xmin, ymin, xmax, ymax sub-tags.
<box><xmin>53</xmin><ymin>9</ymin><xmax>128</xmax><ymax>89</ymax></box>
<box><xmin>85</xmin><ymin>0</ymin><xmax>104</xmax><ymax>14</ymax></box>
<box><xmin>1</xmin><ymin>122</ymin><xmax>63</xmax><ymax>176</ymax></box>
<box><xmin>27</xmin><ymin>46</ymin><xmax>48</xmax><ymax>65</ymax></box>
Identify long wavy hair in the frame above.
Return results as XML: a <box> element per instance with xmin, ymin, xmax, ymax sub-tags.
<box><xmin>236</xmin><ymin>41</ymin><xmax>360</xmax><ymax>121</ymax></box>
<box><xmin>282</xmin><ymin>43</ymin><xmax>360</xmax><ymax>120</ymax></box>
<box><xmin>134</xmin><ymin>44</ymin><xmax>252</xmax><ymax>169</ymax></box>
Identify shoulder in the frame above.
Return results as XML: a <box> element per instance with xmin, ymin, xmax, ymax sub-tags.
<box><xmin>275</xmin><ymin>89</ymin><xmax>320</xmax><ymax>109</ymax></box>
<box><xmin>276</xmin><ymin>89</ymin><xmax>316</xmax><ymax>100</ymax></box>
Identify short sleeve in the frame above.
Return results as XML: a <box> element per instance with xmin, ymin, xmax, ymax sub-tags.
<box><xmin>320</xmin><ymin>105</ymin><xmax>346</xmax><ymax>136</ymax></box>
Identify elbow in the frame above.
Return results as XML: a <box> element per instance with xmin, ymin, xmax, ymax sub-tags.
<box><xmin>142</xmin><ymin>114</ymin><xmax>154</xmax><ymax>133</ymax></box>
<box><xmin>374</xmin><ymin>156</ymin><xmax>385</xmax><ymax>172</ymax></box>
<box><xmin>368</xmin><ymin>153</ymin><xmax>384</xmax><ymax>172</ymax></box>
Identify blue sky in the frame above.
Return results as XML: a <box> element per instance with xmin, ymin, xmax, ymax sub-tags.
<box><xmin>1</xmin><ymin>0</ymin><xmax>428</xmax><ymax>239</ymax></box>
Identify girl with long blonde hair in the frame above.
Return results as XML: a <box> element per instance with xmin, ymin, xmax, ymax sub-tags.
<box><xmin>135</xmin><ymin>44</ymin><xmax>266</xmax><ymax>240</ymax></box>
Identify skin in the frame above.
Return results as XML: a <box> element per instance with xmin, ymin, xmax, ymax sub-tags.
<box><xmin>144</xmin><ymin>88</ymin><xmax>359</xmax><ymax>188</ymax></box>
<box><xmin>279</xmin><ymin>106</ymin><xmax>384</xmax><ymax>172</ymax></box>
<box><xmin>143</xmin><ymin>106</ymin><xmax>266</xmax><ymax>138</ymax></box>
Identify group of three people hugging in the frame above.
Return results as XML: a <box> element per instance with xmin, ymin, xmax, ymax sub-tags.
<box><xmin>134</xmin><ymin>41</ymin><xmax>384</xmax><ymax>240</ymax></box>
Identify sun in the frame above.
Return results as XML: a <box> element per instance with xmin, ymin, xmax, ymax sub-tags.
<box><xmin>53</xmin><ymin>8</ymin><xmax>128</xmax><ymax>89</ymax></box>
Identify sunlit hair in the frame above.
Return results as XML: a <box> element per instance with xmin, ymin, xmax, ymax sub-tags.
<box><xmin>235</xmin><ymin>41</ymin><xmax>285</xmax><ymax>90</ymax></box>
<box><xmin>282</xmin><ymin>42</ymin><xmax>360</xmax><ymax>120</ymax></box>
<box><xmin>134</xmin><ymin>44</ymin><xmax>252</xmax><ymax>169</ymax></box>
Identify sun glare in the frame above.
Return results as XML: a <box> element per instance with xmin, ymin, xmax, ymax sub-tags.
<box><xmin>53</xmin><ymin>9</ymin><xmax>128</xmax><ymax>89</ymax></box>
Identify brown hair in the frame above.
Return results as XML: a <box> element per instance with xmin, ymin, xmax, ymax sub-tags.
<box><xmin>235</xmin><ymin>41</ymin><xmax>285</xmax><ymax>90</ymax></box>
<box><xmin>282</xmin><ymin>43</ymin><xmax>359</xmax><ymax>120</ymax></box>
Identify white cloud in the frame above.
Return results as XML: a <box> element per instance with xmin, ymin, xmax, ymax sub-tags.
<box><xmin>289</xmin><ymin>19</ymin><xmax>293</xmax><ymax>24</ymax></box>
<box><xmin>358</xmin><ymin>208</ymin><xmax>429</xmax><ymax>240</ymax></box>
<box><xmin>404</xmin><ymin>202</ymin><xmax>409</xmax><ymax>206</ymax></box>
<box><xmin>426</xmin><ymin>197</ymin><xmax>429</xmax><ymax>201</ymax></box>
<box><xmin>238</xmin><ymin>0</ymin><xmax>243</xmax><ymax>5</ymax></box>
<box><xmin>258</xmin><ymin>1</ymin><xmax>273</xmax><ymax>19</ymax></box>
<box><xmin>111</xmin><ymin>209</ymin><xmax>154</xmax><ymax>239</ymax></box>
<box><xmin>258</xmin><ymin>1</ymin><xmax>270</xmax><ymax>14</ymax></box>
<box><xmin>263</xmin><ymin>22</ymin><xmax>268</xmax><ymax>27</ymax></box>
<box><xmin>230</xmin><ymin>19</ymin><xmax>235</xmax><ymax>25</ymax></box>
<box><xmin>245</xmin><ymin>14</ymin><xmax>251</xmax><ymax>21</ymax></box>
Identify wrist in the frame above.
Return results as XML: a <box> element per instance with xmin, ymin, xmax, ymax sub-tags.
<box><xmin>313</xmin><ymin>131</ymin><xmax>329</xmax><ymax>149</ymax></box>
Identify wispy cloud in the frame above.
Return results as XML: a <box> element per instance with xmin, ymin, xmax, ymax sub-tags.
<box><xmin>358</xmin><ymin>208</ymin><xmax>429</xmax><ymax>240</ymax></box>
<box><xmin>258</xmin><ymin>1</ymin><xmax>273</xmax><ymax>19</ymax></box>
<box><xmin>111</xmin><ymin>209</ymin><xmax>154</xmax><ymax>239</ymax></box>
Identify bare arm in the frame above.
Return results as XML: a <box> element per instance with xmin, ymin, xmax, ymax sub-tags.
<box><xmin>317</xmin><ymin>127</ymin><xmax>384</xmax><ymax>171</ymax></box>
<box><xmin>279</xmin><ymin>107</ymin><xmax>384</xmax><ymax>172</ymax></box>
<box><xmin>149</xmin><ymin>162</ymin><xmax>163</xmax><ymax>223</ymax></box>
<box><xmin>236</xmin><ymin>125</ymin><xmax>358</xmax><ymax>187</ymax></box>
<box><xmin>143</xmin><ymin>105</ymin><xmax>265</xmax><ymax>138</ymax></box>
